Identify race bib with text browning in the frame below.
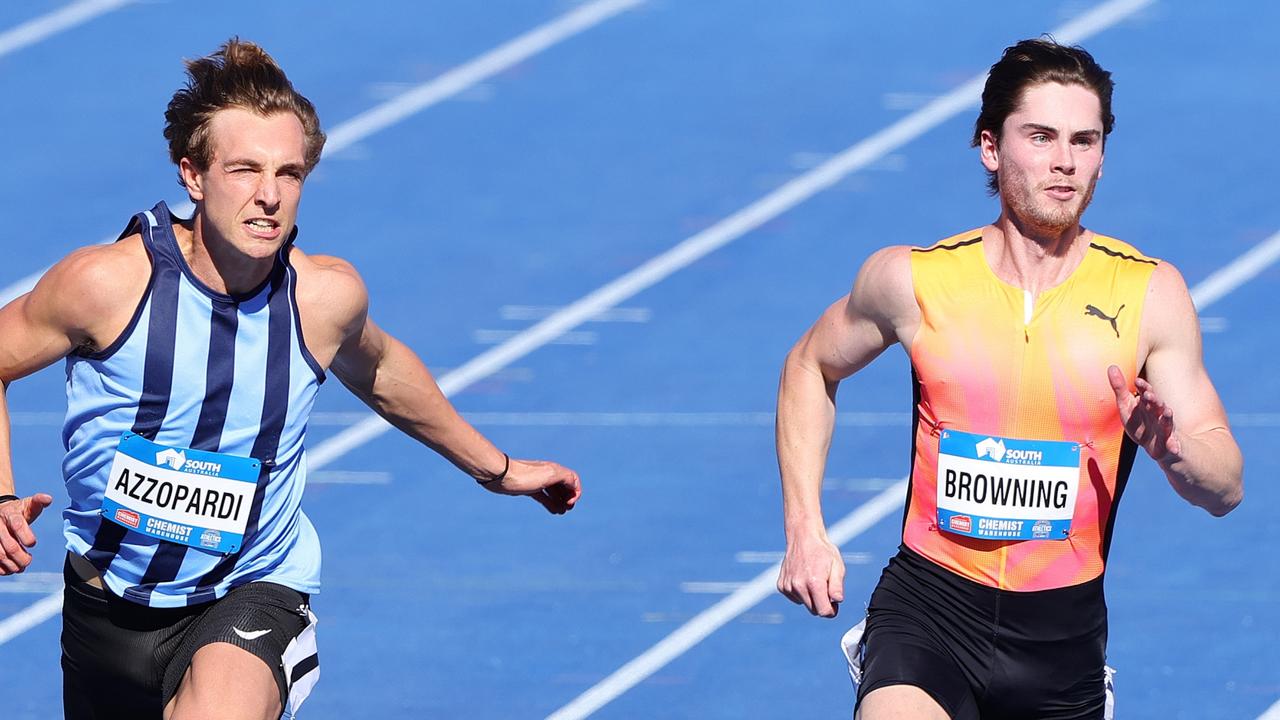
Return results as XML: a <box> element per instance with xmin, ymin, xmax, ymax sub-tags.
<box><xmin>935</xmin><ymin>429</ymin><xmax>1081</xmax><ymax>541</ymax></box>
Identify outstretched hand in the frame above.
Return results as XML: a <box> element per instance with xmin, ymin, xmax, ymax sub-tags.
<box><xmin>0</xmin><ymin>493</ymin><xmax>54</xmax><ymax>575</ymax></box>
<box><xmin>482</xmin><ymin>459</ymin><xmax>582</xmax><ymax>514</ymax></box>
<box><xmin>1108</xmin><ymin>365</ymin><xmax>1181</xmax><ymax>465</ymax></box>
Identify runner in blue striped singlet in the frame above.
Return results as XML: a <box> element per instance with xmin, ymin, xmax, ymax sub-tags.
<box><xmin>0</xmin><ymin>39</ymin><xmax>582</xmax><ymax>720</ymax></box>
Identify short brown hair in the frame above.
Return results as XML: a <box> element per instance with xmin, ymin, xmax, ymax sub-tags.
<box><xmin>164</xmin><ymin>38</ymin><xmax>325</xmax><ymax>190</ymax></box>
<box><xmin>972</xmin><ymin>37</ymin><xmax>1114</xmax><ymax>195</ymax></box>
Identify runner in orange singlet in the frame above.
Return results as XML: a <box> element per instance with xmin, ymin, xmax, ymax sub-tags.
<box><xmin>775</xmin><ymin>39</ymin><xmax>1242</xmax><ymax>720</ymax></box>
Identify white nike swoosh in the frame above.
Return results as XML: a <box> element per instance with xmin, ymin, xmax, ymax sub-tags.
<box><xmin>233</xmin><ymin>627</ymin><xmax>272</xmax><ymax>641</ymax></box>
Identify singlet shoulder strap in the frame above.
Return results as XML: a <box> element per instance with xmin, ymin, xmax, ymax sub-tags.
<box><xmin>118</xmin><ymin>201</ymin><xmax>184</xmax><ymax>272</ymax></box>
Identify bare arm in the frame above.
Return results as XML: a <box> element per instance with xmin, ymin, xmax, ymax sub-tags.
<box><xmin>1109</xmin><ymin>262</ymin><xmax>1242</xmax><ymax>516</ymax></box>
<box><xmin>0</xmin><ymin>245</ymin><xmax>135</xmax><ymax>572</ymax></box>
<box><xmin>323</xmin><ymin>260</ymin><xmax>580</xmax><ymax>514</ymax></box>
<box><xmin>776</xmin><ymin>246</ymin><xmax>918</xmax><ymax>617</ymax></box>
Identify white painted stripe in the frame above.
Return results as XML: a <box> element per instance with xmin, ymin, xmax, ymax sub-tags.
<box><xmin>1197</xmin><ymin>316</ymin><xmax>1228</xmax><ymax>333</ymax></box>
<box><xmin>473</xmin><ymin>329</ymin><xmax>598</xmax><ymax>346</ymax></box>
<box><xmin>545</xmin><ymin>481</ymin><xmax>908</xmax><ymax>720</ymax></box>
<box><xmin>1190</xmin><ymin>229</ymin><xmax>1280</xmax><ymax>310</ymax></box>
<box><xmin>0</xmin><ymin>0</ymin><xmax>644</xmax><ymax>308</ymax></box>
<box><xmin>0</xmin><ymin>572</ymin><xmax>63</xmax><ymax>593</ymax></box>
<box><xmin>1258</xmin><ymin>697</ymin><xmax>1280</xmax><ymax>720</ymax></box>
<box><xmin>734</xmin><ymin>551</ymin><xmax>871</xmax><ymax>565</ymax></box>
<box><xmin>542</xmin><ymin>2</ymin><xmax>1160</xmax><ymax>716</ymax></box>
<box><xmin>308</xmin><ymin>471</ymin><xmax>393</xmax><ymax>485</ymax></box>
<box><xmin>456</xmin><ymin>412</ymin><xmax>908</xmax><ymax>427</ymax></box>
<box><xmin>1230</xmin><ymin>414</ymin><xmax>1280</xmax><ymax>427</ymax></box>
<box><xmin>0</xmin><ymin>589</ymin><xmax>62</xmax><ymax>645</ymax></box>
<box><xmin>679</xmin><ymin>582</ymin><xmax>746</xmax><ymax>594</ymax></box>
<box><xmin>4</xmin><ymin>412</ymin><xmax>63</xmax><ymax>425</ymax></box>
<box><xmin>0</xmin><ymin>267</ymin><xmax>47</xmax><ymax>310</ymax></box>
<box><xmin>322</xmin><ymin>0</ymin><xmax>645</xmax><ymax>153</ymax></box>
<box><xmin>0</xmin><ymin>0</ymin><xmax>130</xmax><ymax>59</ymax></box>
<box><xmin>501</xmin><ymin>306</ymin><xmax>653</xmax><ymax>323</ymax></box>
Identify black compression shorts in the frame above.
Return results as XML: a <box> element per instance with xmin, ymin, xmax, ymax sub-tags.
<box><xmin>60</xmin><ymin>555</ymin><xmax>314</xmax><ymax>719</ymax></box>
<box><xmin>855</xmin><ymin>546</ymin><xmax>1109</xmax><ymax>720</ymax></box>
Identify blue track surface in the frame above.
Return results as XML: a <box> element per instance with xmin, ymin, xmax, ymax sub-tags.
<box><xmin>1</xmin><ymin>2</ymin><xmax>1277</xmax><ymax>718</ymax></box>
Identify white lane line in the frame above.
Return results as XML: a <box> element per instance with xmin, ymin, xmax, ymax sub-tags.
<box><xmin>0</xmin><ymin>572</ymin><xmax>63</xmax><ymax>593</ymax></box>
<box><xmin>325</xmin><ymin>0</ymin><xmax>644</xmax><ymax>152</ymax></box>
<box><xmin>0</xmin><ymin>0</ymin><xmax>130</xmax><ymax>59</ymax></box>
<box><xmin>1190</xmin><ymin>229</ymin><xmax>1280</xmax><ymax>311</ymax></box>
<box><xmin>1231</xmin><ymin>414</ymin><xmax>1280</xmax><ymax>427</ymax></box>
<box><xmin>1198</xmin><ymin>317</ymin><xmax>1228</xmax><ymax>333</ymax></box>
<box><xmin>459</xmin><ymin>412</ymin><xmax>908</xmax><ymax>427</ymax></box>
<box><xmin>0</xmin><ymin>591</ymin><xmax>62</xmax><ymax>645</ymax></box>
<box><xmin>0</xmin><ymin>266</ymin><xmax>46</xmax><ymax>310</ymax></box>
<box><xmin>679</xmin><ymin>582</ymin><xmax>747</xmax><ymax>594</ymax></box>
<box><xmin>734</xmin><ymin>551</ymin><xmax>872</xmax><ymax>565</ymax></box>
<box><xmin>474</xmin><ymin>329</ymin><xmax>598</xmax><ymax>346</ymax></box>
<box><xmin>308</xmin><ymin>471</ymin><xmax>393</xmax><ymax>485</ymax></box>
<box><xmin>501</xmin><ymin>306</ymin><xmax>653</xmax><ymax>323</ymax></box>
<box><xmin>0</xmin><ymin>0</ymin><xmax>645</xmax><ymax>308</ymax></box>
<box><xmin>546</xmin><ymin>481</ymin><xmax>908</xmax><ymax>720</ymax></box>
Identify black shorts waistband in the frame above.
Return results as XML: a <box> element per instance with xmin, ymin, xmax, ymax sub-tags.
<box><xmin>884</xmin><ymin>545</ymin><xmax>1107</xmax><ymax>641</ymax></box>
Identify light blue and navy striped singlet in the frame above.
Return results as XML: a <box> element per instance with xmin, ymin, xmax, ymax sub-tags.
<box><xmin>62</xmin><ymin>201</ymin><xmax>325</xmax><ymax>608</ymax></box>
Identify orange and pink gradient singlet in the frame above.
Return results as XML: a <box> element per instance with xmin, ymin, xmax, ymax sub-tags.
<box><xmin>904</xmin><ymin>229</ymin><xmax>1159</xmax><ymax>591</ymax></box>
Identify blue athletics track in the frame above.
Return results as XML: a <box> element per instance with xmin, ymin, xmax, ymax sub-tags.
<box><xmin>0</xmin><ymin>1</ymin><xmax>1276</xmax><ymax>718</ymax></box>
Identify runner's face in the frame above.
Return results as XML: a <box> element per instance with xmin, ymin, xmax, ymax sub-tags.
<box><xmin>986</xmin><ymin>82</ymin><xmax>1104</xmax><ymax>234</ymax></box>
<box><xmin>183</xmin><ymin>107</ymin><xmax>308</xmax><ymax>259</ymax></box>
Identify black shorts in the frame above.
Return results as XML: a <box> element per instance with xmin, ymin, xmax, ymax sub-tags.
<box><xmin>854</xmin><ymin>546</ymin><xmax>1109</xmax><ymax>720</ymax></box>
<box><xmin>61</xmin><ymin>555</ymin><xmax>316</xmax><ymax>719</ymax></box>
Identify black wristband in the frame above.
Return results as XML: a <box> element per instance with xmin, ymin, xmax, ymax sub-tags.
<box><xmin>0</xmin><ymin>494</ymin><xmax>20</xmax><ymax>505</ymax></box>
<box><xmin>477</xmin><ymin>453</ymin><xmax>510</xmax><ymax>485</ymax></box>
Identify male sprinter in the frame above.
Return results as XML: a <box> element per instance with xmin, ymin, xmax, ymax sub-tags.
<box><xmin>0</xmin><ymin>39</ymin><xmax>581</xmax><ymax>719</ymax></box>
<box><xmin>775</xmin><ymin>39</ymin><xmax>1241</xmax><ymax>719</ymax></box>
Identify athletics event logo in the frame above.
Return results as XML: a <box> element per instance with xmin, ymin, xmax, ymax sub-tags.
<box><xmin>156</xmin><ymin>448</ymin><xmax>186</xmax><ymax>470</ymax></box>
<box><xmin>154</xmin><ymin>448</ymin><xmax>223</xmax><ymax>475</ymax></box>
<box><xmin>975</xmin><ymin>437</ymin><xmax>1043</xmax><ymax>466</ymax></box>
<box><xmin>976</xmin><ymin>437</ymin><xmax>1005</xmax><ymax>462</ymax></box>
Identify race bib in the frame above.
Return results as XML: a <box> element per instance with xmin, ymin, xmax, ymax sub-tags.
<box><xmin>935</xmin><ymin>429</ymin><xmax>1081</xmax><ymax>541</ymax></box>
<box><xmin>101</xmin><ymin>433</ymin><xmax>261</xmax><ymax>553</ymax></box>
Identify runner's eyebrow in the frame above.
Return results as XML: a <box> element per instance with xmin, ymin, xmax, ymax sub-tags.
<box><xmin>1018</xmin><ymin>123</ymin><xmax>1102</xmax><ymax>140</ymax></box>
<box><xmin>222</xmin><ymin>158</ymin><xmax>306</xmax><ymax>174</ymax></box>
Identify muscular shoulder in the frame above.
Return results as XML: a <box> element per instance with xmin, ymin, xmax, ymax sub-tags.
<box><xmin>288</xmin><ymin>247</ymin><xmax>369</xmax><ymax>338</ymax></box>
<box><xmin>849</xmin><ymin>245</ymin><xmax>918</xmax><ymax>337</ymax></box>
<box><xmin>28</xmin><ymin>236</ymin><xmax>150</xmax><ymax>340</ymax></box>
<box><xmin>1140</xmin><ymin>260</ymin><xmax>1198</xmax><ymax>349</ymax></box>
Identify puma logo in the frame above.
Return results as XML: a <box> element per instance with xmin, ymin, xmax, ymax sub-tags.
<box><xmin>1084</xmin><ymin>304</ymin><xmax>1124</xmax><ymax>338</ymax></box>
